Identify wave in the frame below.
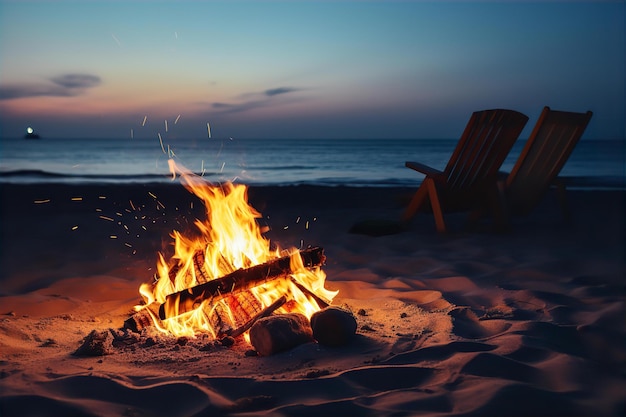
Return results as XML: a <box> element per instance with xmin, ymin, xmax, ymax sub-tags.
<box><xmin>0</xmin><ymin>169</ymin><xmax>623</xmax><ymax>189</ymax></box>
<box><xmin>0</xmin><ymin>169</ymin><xmax>170</xmax><ymax>180</ymax></box>
<box><xmin>0</xmin><ymin>169</ymin><xmax>410</xmax><ymax>187</ymax></box>
<box><xmin>0</xmin><ymin>169</ymin><xmax>214</xmax><ymax>183</ymax></box>
<box><xmin>243</xmin><ymin>164</ymin><xmax>319</xmax><ymax>171</ymax></box>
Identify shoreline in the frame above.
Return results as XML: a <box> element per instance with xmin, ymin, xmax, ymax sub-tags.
<box><xmin>0</xmin><ymin>173</ymin><xmax>624</xmax><ymax>190</ymax></box>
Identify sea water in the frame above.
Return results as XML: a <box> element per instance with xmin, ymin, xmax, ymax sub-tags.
<box><xmin>0</xmin><ymin>137</ymin><xmax>623</xmax><ymax>189</ymax></box>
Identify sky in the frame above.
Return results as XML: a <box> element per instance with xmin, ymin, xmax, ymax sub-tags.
<box><xmin>0</xmin><ymin>1</ymin><xmax>624</xmax><ymax>140</ymax></box>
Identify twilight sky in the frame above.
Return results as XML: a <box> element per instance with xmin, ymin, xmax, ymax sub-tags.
<box><xmin>0</xmin><ymin>1</ymin><xmax>624</xmax><ymax>140</ymax></box>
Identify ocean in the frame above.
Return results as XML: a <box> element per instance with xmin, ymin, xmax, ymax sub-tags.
<box><xmin>0</xmin><ymin>137</ymin><xmax>624</xmax><ymax>189</ymax></box>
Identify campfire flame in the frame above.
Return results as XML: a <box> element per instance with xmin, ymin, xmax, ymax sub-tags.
<box><xmin>134</xmin><ymin>160</ymin><xmax>337</xmax><ymax>339</ymax></box>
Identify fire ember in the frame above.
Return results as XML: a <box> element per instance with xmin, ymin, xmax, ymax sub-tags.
<box><xmin>125</xmin><ymin>160</ymin><xmax>337</xmax><ymax>342</ymax></box>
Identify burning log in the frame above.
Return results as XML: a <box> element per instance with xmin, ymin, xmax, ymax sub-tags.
<box><xmin>227</xmin><ymin>295</ymin><xmax>287</xmax><ymax>338</ymax></box>
<box><xmin>123</xmin><ymin>302</ymin><xmax>161</xmax><ymax>333</ymax></box>
<box><xmin>158</xmin><ymin>246</ymin><xmax>326</xmax><ymax>320</ymax></box>
<box><xmin>289</xmin><ymin>278</ymin><xmax>330</xmax><ymax>309</ymax></box>
<box><xmin>205</xmin><ymin>290</ymin><xmax>265</xmax><ymax>337</ymax></box>
<box><xmin>166</xmin><ymin>249</ymin><xmax>212</xmax><ymax>285</ymax></box>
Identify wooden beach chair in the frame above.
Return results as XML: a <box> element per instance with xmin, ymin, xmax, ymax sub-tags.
<box><xmin>498</xmin><ymin>106</ymin><xmax>593</xmax><ymax>221</ymax></box>
<box><xmin>402</xmin><ymin>108</ymin><xmax>529</xmax><ymax>232</ymax></box>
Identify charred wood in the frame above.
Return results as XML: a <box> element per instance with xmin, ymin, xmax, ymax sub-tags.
<box><xmin>158</xmin><ymin>247</ymin><xmax>325</xmax><ymax>320</ymax></box>
<box><xmin>227</xmin><ymin>295</ymin><xmax>287</xmax><ymax>338</ymax></box>
<box><xmin>123</xmin><ymin>302</ymin><xmax>161</xmax><ymax>333</ymax></box>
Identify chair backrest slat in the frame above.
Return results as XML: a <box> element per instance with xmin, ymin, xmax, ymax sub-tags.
<box><xmin>506</xmin><ymin>106</ymin><xmax>592</xmax><ymax>212</ymax></box>
<box><xmin>445</xmin><ymin>109</ymin><xmax>528</xmax><ymax>192</ymax></box>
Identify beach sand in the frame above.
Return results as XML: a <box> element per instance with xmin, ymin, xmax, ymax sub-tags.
<box><xmin>0</xmin><ymin>182</ymin><xmax>624</xmax><ymax>416</ymax></box>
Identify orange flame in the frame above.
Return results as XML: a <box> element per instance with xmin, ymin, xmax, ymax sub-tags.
<box><xmin>135</xmin><ymin>160</ymin><xmax>337</xmax><ymax>339</ymax></box>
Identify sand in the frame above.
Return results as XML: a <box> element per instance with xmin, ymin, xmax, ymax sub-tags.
<box><xmin>0</xmin><ymin>182</ymin><xmax>624</xmax><ymax>417</ymax></box>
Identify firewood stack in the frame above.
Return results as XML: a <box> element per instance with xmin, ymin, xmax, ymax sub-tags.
<box><xmin>124</xmin><ymin>247</ymin><xmax>328</xmax><ymax>339</ymax></box>
<box><xmin>205</xmin><ymin>290</ymin><xmax>264</xmax><ymax>336</ymax></box>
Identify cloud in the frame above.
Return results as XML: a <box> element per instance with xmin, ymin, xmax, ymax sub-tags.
<box><xmin>211</xmin><ymin>86</ymin><xmax>302</xmax><ymax>113</ymax></box>
<box><xmin>50</xmin><ymin>74</ymin><xmax>101</xmax><ymax>89</ymax></box>
<box><xmin>264</xmin><ymin>87</ymin><xmax>299</xmax><ymax>97</ymax></box>
<box><xmin>0</xmin><ymin>73</ymin><xmax>101</xmax><ymax>100</ymax></box>
<box><xmin>0</xmin><ymin>85</ymin><xmax>66</xmax><ymax>99</ymax></box>
<box><xmin>212</xmin><ymin>99</ymin><xmax>267</xmax><ymax>113</ymax></box>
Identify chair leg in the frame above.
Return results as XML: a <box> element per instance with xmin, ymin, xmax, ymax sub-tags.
<box><xmin>425</xmin><ymin>178</ymin><xmax>446</xmax><ymax>233</ymax></box>
<box><xmin>553</xmin><ymin>178</ymin><xmax>571</xmax><ymax>222</ymax></box>
<box><xmin>486</xmin><ymin>184</ymin><xmax>509</xmax><ymax>232</ymax></box>
<box><xmin>402</xmin><ymin>182</ymin><xmax>428</xmax><ymax>222</ymax></box>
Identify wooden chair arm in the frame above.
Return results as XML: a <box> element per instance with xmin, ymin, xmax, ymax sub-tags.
<box><xmin>405</xmin><ymin>161</ymin><xmax>444</xmax><ymax>177</ymax></box>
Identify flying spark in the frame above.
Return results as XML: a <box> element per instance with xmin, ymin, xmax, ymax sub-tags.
<box><xmin>158</xmin><ymin>133</ymin><xmax>166</xmax><ymax>154</ymax></box>
<box><xmin>142</xmin><ymin>116</ymin><xmax>148</xmax><ymax>126</ymax></box>
<box><xmin>165</xmin><ymin>120</ymin><xmax>168</xmax><ymax>132</ymax></box>
<box><xmin>174</xmin><ymin>114</ymin><xmax>181</xmax><ymax>124</ymax></box>
<box><xmin>207</xmin><ymin>122</ymin><xmax>211</xmax><ymax>138</ymax></box>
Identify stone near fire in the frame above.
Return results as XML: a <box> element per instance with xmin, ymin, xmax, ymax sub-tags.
<box><xmin>310</xmin><ymin>306</ymin><xmax>357</xmax><ymax>347</ymax></box>
<box><xmin>249</xmin><ymin>313</ymin><xmax>314</xmax><ymax>356</ymax></box>
<box><xmin>73</xmin><ymin>329</ymin><xmax>114</xmax><ymax>356</ymax></box>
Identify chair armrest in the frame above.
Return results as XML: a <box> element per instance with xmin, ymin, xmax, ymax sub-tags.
<box><xmin>405</xmin><ymin>161</ymin><xmax>444</xmax><ymax>177</ymax></box>
<box><xmin>405</xmin><ymin>161</ymin><xmax>448</xmax><ymax>185</ymax></box>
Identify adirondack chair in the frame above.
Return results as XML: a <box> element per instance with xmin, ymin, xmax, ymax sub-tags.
<box><xmin>402</xmin><ymin>109</ymin><xmax>529</xmax><ymax>232</ymax></box>
<box><xmin>499</xmin><ymin>106</ymin><xmax>592</xmax><ymax>220</ymax></box>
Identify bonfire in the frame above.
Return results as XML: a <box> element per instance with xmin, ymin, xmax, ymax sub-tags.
<box><xmin>126</xmin><ymin>160</ymin><xmax>338</xmax><ymax>344</ymax></box>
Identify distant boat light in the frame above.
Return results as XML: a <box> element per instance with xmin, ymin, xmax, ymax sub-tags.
<box><xmin>24</xmin><ymin>126</ymin><xmax>40</xmax><ymax>139</ymax></box>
